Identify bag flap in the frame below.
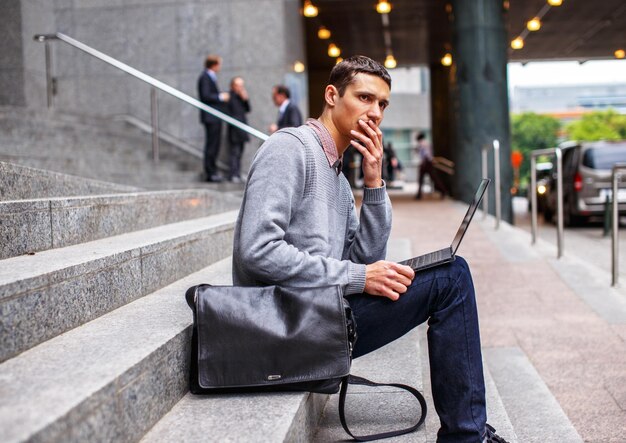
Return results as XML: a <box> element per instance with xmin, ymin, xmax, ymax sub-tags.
<box><xmin>194</xmin><ymin>285</ymin><xmax>351</xmax><ymax>389</ymax></box>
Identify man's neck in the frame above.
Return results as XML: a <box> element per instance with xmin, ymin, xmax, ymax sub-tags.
<box><xmin>318</xmin><ymin>113</ymin><xmax>350</xmax><ymax>156</ymax></box>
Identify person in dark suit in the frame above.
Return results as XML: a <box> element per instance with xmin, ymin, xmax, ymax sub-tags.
<box><xmin>269</xmin><ymin>84</ymin><xmax>303</xmax><ymax>133</ymax></box>
<box><xmin>198</xmin><ymin>55</ymin><xmax>230</xmax><ymax>182</ymax></box>
<box><xmin>226</xmin><ymin>76</ymin><xmax>250</xmax><ymax>182</ymax></box>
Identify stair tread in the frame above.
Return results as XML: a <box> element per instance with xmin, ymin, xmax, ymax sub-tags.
<box><xmin>0</xmin><ymin>258</ymin><xmax>232</xmax><ymax>443</ymax></box>
<box><xmin>0</xmin><ymin>210</ymin><xmax>238</xmax><ymax>293</ymax></box>
<box><xmin>484</xmin><ymin>347</ymin><xmax>583</xmax><ymax>443</ymax></box>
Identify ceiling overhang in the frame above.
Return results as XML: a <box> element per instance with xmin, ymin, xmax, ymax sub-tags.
<box><xmin>303</xmin><ymin>0</ymin><xmax>626</xmax><ymax>71</ymax></box>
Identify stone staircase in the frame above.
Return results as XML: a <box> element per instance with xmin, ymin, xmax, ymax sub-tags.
<box><xmin>0</xmin><ymin>106</ymin><xmax>210</xmax><ymax>189</ymax></box>
<box><xmin>0</xmin><ymin>162</ymin><xmax>584</xmax><ymax>442</ymax></box>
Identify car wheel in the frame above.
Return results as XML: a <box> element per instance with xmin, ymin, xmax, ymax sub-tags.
<box><xmin>564</xmin><ymin>198</ymin><xmax>581</xmax><ymax>227</ymax></box>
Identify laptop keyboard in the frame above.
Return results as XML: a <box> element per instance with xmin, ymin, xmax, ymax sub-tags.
<box><xmin>401</xmin><ymin>248</ymin><xmax>451</xmax><ymax>270</ymax></box>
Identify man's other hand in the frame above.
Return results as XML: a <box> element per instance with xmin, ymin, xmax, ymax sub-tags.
<box><xmin>364</xmin><ymin>261</ymin><xmax>415</xmax><ymax>301</ymax></box>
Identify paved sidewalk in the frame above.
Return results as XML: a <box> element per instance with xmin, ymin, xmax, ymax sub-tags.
<box><xmin>357</xmin><ymin>184</ymin><xmax>626</xmax><ymax>443</ymax></box>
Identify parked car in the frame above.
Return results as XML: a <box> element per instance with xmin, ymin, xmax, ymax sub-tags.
<box><xmin>543</xmin><ymin>140</ymin><xmax>626</xmax><ymax>226</ymax></box>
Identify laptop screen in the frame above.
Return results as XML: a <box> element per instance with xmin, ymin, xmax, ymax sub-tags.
<box><xmin>450</xmin><ymin>178</ymin><xmax>490</xmax><ymax>254</ymax></box>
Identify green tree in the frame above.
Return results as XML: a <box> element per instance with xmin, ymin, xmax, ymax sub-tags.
<box><xmin>510</xmin><ymin>112</ymin><xmax>561</xmax><ymax>189</ymax></box>
<box><xmin>565</xmin><ymin>109</ymin><xmax>626</xmax><ymax>141</ymax></box>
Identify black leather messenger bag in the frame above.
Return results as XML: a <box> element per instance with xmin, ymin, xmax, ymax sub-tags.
<box><xmin>185</xmin><ymin>284</ymin><xmax>427</xmax><ymax>441</ymax></box>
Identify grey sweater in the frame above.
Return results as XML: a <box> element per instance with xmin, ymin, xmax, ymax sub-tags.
<box><xmin>232</xmin><ymin>125</ymin><xmax>392</xmax><ymax>295</ymax></box>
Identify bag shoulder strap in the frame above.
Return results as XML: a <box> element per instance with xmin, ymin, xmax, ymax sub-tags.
<box><xmin>338</xmin><ymin>374</ymin><xmax>427</xmax><ymax>442</ymax></box>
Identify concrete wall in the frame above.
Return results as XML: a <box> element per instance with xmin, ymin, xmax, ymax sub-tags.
<box><xmin>5</xmin><ymin>0</ymin><xmax>307</xmax><ymax>171</ymax></box>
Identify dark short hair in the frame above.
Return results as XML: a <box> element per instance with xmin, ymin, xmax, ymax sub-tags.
<box><xmin>328</xmin><ymin>55</ymin><xmax>391</xmax><ymax>96</ymax></box>
<box><xmin>273</xmin><ymin>84</ymin><xmax>290</xmax><ymax>98</ymax></box>
<box><xmin>417</xmin><ymin>132</ymin><xmax>426</xmax><ymax>141</ymax></box>
<box><xmin>204</xmin><ymin>55</ymin><xmax>221</xmax><ymax>69</ymax></box>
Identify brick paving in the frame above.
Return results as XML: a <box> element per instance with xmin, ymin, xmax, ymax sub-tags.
<box><xmin>358</xmin><ymin>188</ymin><xmax>626</xmax><ymax>443</ymax></box>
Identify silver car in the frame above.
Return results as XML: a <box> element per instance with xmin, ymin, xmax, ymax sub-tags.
<box><xmin>543</xmin><ymin>140</ymin><xmax>626</xmax><ymax>226</ymax></box>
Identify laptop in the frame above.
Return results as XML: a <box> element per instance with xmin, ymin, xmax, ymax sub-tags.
<box><xmin>398</xmin><ymin>178</ymin><xmax>490</xmax><ymax>272</ymax></box>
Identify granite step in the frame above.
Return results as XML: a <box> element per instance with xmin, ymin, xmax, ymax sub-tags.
<box><xmin>140</xmin><ymin>238</ymin><xmax>415</xmax><ymax>443</ymax></box>
<box><xmin>483</xmin><ymin>347</ymin><xmax>583</xmax><ymax>443</ymax></box>
<box><xmin>0</xmin><ymin>161</ymin><xmax>139</xmax><ymax>201</ymax></box>
<box><xmin>0</xmin><ymin>210</ymin><xmax>237</xmax><ymax>363</ymax></box>
<box><xmin>0</xmin><ymin>257</ymin><xmax>232</xmax><ymax>443</ymax></box>
<box><xmin>0</xmin><ymin>188</ymin><xmax>241</xmax><ymax>259</ymax></box>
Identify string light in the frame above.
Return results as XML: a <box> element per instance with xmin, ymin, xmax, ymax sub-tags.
<box><xmin>293</xmin><ymin>61</ymin><xmax>305</xmax><ymax>72</ymax></box>
<box><xmin>335</xmin><ymin>57</ymin><xmax>343</xmax><ymax>65</ymax></box>
<box><xmin>376</xmin><ymin>0</ymin><xmax>392</xmax><ymax>14</ymax></box>
<box><xmin>547</xmin><ymin>0</ymin><xmax>562</xmax><ymax>5</ymax></box>
<box><xmin>328</xmin><ymin>43</ymin><xmax>341</xmax><ymax>58</ymax></box>
<box><xmin>303</xmin><ymin>0</ymin><xmax>318</xmax><ymax>17</ymax></box>
<box><xmin>317</xmin><ymin>26</ymin><xmax>331</xmax><ymax>40</ymax></box>
<box><xmin>526</xmin><ymin>17</ymin><xmax>541</xmax><ymax>31</ymax></box>
<box><xmin>441</xmin><ymin>53</ymin><xmax>452</xmax><ymax>66</ymax></box>
<box><xmin>384</xmin><ymin>54</ymin><xmax>397</xmax><ymax>69</ymax></box>
<box><xmin>615</xmin><ymin>49</ymin><xmax>626</xmax><ymax>59</ymax></box>
<box><xmin>511</xmin><ymin>37</ymin><xmax>524</xmax><ymax>50</ymax></box>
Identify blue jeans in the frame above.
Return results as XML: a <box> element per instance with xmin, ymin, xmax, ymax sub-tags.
<box><xmin>347</xmin><ymin>256</ymin><xmax>486</xmax><ymax>443</ymax></box>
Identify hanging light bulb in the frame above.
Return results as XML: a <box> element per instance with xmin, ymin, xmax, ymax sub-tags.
<box><xmin>294</xmin><ymin>61</ymin><xmax>305</xmax><ymax>73</ymax></box>
<box><xmin>615</xmin><ymin>49</ymin><xmax>626</xmax><ymax>59</ymax></box>
<box><xmin>547</xmin><ymin>0</ymin><xmax>562</xmax><ymax>5</ymax></box>
<box><xmin>303</xmin><ymin>0</ymin><xmax>318</xmax><ymax>17</ymax></box>
<box><xmin>384</xmin><ymin>54</ymin><xmax>397</xmax><ymax>69</ymax></box>
<box><xmin>511</xmin><ymin>37</ymin><xmax>525</xmax><ymax>50</ymax></box>
<box><xmin>441</xmin><ymin>53</ymin><xmax>452</xmax><ymax>66</ymax></box>
<box><xmin>317</xmin><ymin>26</ymin><xmax>331</xmax><ymax>40</ymax></box>
<box><xmin>376</xmin><ymin>0</ymin><xmax>392</xmax><ymax>14</ymax></box>
<box><xmin>328</xmin><ymin>43</ymin><xmax>341</xmax><ymax>58</ymax></box>
<box><xmin>527</xmin><ymin>17</ymin><xmax>541</xmax><ymax>31</ymax></box>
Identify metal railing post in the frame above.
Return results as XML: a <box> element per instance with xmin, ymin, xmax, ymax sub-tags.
<box><xmin>482</xmin><ymin>147</ymin><xmax>488</xmax><ymax>219</ymax></box>
<box><xmin>530</xmin><ymin>154</ymin><xmax>538</xmax><ymax>244</ymax></box>
<box><xmin>493</xmin><ymin>140</ymin><xmax>501</xmax><ymax>230</ymax></box>
<box><xmin>530</xmin><ymin>148</ymin><xmax>563</xmax><ymax>258</ymax></box>
<box><xmin>611</xmin><ymin>164</ymin><xmax>626</xmax><ymax>286</ymax></box>
<box><xmin>150</xmin><ymin>87</ymin><xmax>160</xmax><ymax>163</ymax></box>
<box><xmin>481</xmin><ymin>140</ymin><xmax>501</xmax><ymax>229</ymax></box>
<box><xmin>44</xmin><ymin>41</ymin><xmax>54</xmax><ymax>109</ymax></box>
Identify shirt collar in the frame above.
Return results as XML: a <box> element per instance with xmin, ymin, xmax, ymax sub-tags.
<box><xmin>306</xmin><ymin>118</ymin><xmax>342</xmax><ymax>176</ymax></box>
<box><xmin>279</xmin><ymin>99</ymin><xmax>290</xmax><ymax>115</ymax></box>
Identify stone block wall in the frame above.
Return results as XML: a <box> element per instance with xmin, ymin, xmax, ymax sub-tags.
<box><xmin>4</xmin><ymin>0</ymin><xmax>307</xmax><ymax>172</ymax></box>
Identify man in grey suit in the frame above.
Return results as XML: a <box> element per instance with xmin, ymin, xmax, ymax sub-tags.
<box><xmin>198</xmin><ymin>55</ymin><xmax>229</xmax><ymax>182</ymax></box>
<box><xmin>269</xmin><ymin>84</ymin><xmax>303</xmax><ymax>133</ymax></box>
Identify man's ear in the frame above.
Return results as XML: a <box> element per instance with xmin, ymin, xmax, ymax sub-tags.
<box><xmin>324</xmin><ymin>85</ymin><xmax>338</xmax><ymax>107</ymax></box>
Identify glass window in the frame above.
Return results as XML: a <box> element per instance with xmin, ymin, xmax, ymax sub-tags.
<box><xmin>582</xmin><ymin>144</ymin><xmax>626</xmax><ymax>169</ymax></box>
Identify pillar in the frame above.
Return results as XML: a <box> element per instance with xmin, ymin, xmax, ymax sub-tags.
<box><xmin>450</xmin><ymin>0</ymin><xmax>513</xmax><ymax>222</ymax></box>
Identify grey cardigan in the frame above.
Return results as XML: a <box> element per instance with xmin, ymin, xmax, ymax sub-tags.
<box><xmin>232</xmin><ymin>125</ymin><xmax>392</xmax><ymax>295</ymax></box>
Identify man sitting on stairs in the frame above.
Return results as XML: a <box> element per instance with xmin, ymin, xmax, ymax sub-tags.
<box><xmin>232</xmin><ymin>55</ymin><xmax>508</xmax><ymax>443</ymax></box>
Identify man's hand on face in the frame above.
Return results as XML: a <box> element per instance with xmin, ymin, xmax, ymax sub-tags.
<box><xmin>350</xmin><ymin>119</ymin><xmax>384</xmax><ymax>188</ymax></box>
<box><xmin>364</xmin><ymin>261</ymin><xmax>415</xmax><ymax>301</ymax></box>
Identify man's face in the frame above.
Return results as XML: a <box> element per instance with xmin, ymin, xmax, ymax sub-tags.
<box><xmin>272</xmin><ymin>89</ymin><xmax>285</xmax><ymax>106</ymax></box>
<box><xmin>330</xmin><ymin>73</ymin><xmax>390</xmax><ymax>138</ymax></box>
<box><xmin>232</xmin><ymin>78</ymin><xmax>244</xmax><ymax>93</ymax></box>
<box><xmin>212</xmin><ymin>59</ymin><xmax>222</xmax><ymax>73</ymax></box>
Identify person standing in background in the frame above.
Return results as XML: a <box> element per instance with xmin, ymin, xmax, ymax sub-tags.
<box><xmin>415</xmin><ymin>132</ymin><xmax>447</xmax><ymax>199</ymax></box>
<box><xmin>226</xmin><ymin>76</ymin><xmax>250</xmax><ymax>183</ymax></box>
<box><xmin>269</xmin><ymin>85</ymin><xmax>303</xmax><ymax>133</ymax></box>
<box><xmin>198</xmin><ymin>55</ymin><xmax>229</xmax><ymax>182</ymax></box>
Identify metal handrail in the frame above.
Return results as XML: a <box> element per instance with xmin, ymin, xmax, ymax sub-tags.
<box><xmin>611</xmin><ymin>164</ymin><xmax>626</xmax><ymax>286</ymax></box>
<box><xmin>34</xmin><ymin>32</ymin><xmax>269</xmax><ymax>156</ymax></box>
<box><xmin>530</xmin><ymin>148</ymin><xmax>563</xmax><ymax>258</ymax></box>
<box><xmin>481</xmin><ymin>140</ymin><xmax>501</xmax><ymax>229</ymax></box>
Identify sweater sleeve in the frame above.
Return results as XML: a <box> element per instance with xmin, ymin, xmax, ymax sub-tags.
<box><xmin>343</xmin><ymin>183</ymin><xmax>392</xmax><ymax>265</ymax></box>
<box><xmin>233</xmin><ymin>132</ymin><xmax>364</xmax><ymax>294</ymax></box>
